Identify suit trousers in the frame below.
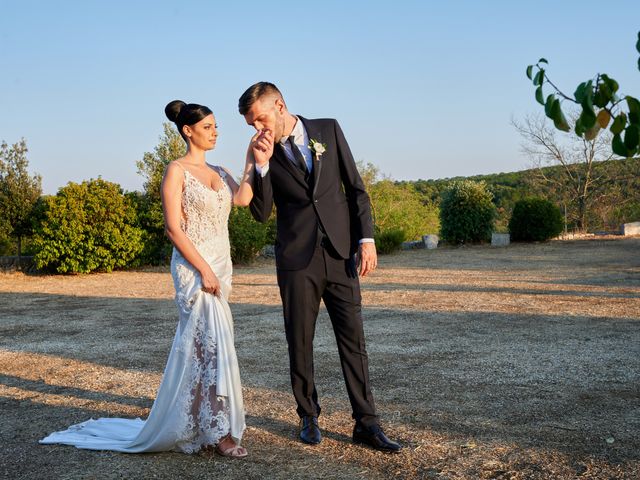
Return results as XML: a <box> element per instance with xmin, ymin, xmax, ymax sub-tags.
<box><xmin>276</xmin><ymin>235</ymin><xmax>378</xmax><ymax>427</ymax></box>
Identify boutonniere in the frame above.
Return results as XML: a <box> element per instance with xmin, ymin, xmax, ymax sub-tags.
<box><xmin>308</xmin><ymin>139</ymin><xmax>327</xmax><ymax>160</ymax></box>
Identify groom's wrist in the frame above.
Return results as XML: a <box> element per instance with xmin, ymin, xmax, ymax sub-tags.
<box><xmin>255</xmin><ymin>162</ymin><xmax>270</xmax><ymax>177</ymax></box>
<box><xmin>359</xmin><ymin>238</ymin><xmax>375</xmax><ymax>244</ymax></box>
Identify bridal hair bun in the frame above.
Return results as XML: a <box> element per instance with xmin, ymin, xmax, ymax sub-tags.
<box><xmin>165</xmin><ymin>100</ymin><xmax>187</xmax><ymax>123</ymax></box>
<box><xmin>164</xmin><ymin>100</ymin><xmax>214</xmax><ymax>142</ymax></box>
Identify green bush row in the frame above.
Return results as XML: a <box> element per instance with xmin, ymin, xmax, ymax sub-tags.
<box><xmin>20</xmin><ymin>179</ymin><xmax>568</xmax><ymax>273</ymax></box>
<box><xmin>438</xmin><ymin>181</ymin><xmax>564</xmax><ymax>244</ymax></box>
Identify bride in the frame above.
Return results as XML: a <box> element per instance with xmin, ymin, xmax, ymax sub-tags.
<box><xmin>40</xmin><ymin>100</ymin><xmax>273</xmax><ymax>457</ymax></box>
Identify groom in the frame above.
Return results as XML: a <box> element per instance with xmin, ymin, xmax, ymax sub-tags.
<box><xmin>239</xmin><ymin>82</ymin><xmax>401</xmax><ymax>453</ymax></box>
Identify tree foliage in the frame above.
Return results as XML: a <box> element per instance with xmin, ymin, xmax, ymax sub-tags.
<box><xmin>356</xmin><ymin>160</ymin><xmax>381</xmax><ymax>191</ymax></box>
<box><xmin>369</xmin><ymin>180</ymin><xmax>440</xmax><ymax>241</ymax></box>
<box><xmin>526</xmin><ymin>31</ymin><xmax>640</xmax><ymax>157</ymax></box>
<box><xmin>228</xmin><ymin>206</ymin><xmax>270</xmax><ymax>264</ymax></box>
<box><xmin>135</xmin><ymin>123</ymin><xmax>186</xmax><ymax>264</ymax></box>
<box><xmin>357</xmin><ymin>161</ymin><xmax>439</xmax><ymax>243</ymax></box>
<box><xmin>0</xmin><ymin>139</ymin><xmax>42</xmax><ymax>256</ymax></box>
<box><xmin>32</xmin><ymin>179</ymin><xmax>144</xmax><ymax>273</ymax></box>
<box><xmin>509</xmin><ymin>198</ymin><xmax>563</xmax><ymax>242</ymax></box>
<box><xmin>439</xmin><ymin>180</ymin><xmax>496</xmax><ymax>244</ymax></box>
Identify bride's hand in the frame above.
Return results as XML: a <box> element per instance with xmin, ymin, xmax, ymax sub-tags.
<box><xmin>251</xmin><ymin>129</ymin><xmax>274</xmax><ymax>167</ymax></box>
<box><xmin>200</xmin><ymin>266</ymin><xmax>221</xmax><ymax>297</ymax></box>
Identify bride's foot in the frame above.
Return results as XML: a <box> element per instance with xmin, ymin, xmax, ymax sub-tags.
<box><xmin>215</xmin><ymin>434</ymin><xmax>248</xmax><ymax>458</ymax></box>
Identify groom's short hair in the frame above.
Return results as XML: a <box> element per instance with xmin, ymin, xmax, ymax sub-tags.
<box><xmin>238</xmin><ymin>82</ymin><xmax>283</xmax><ymax>115</ymax></box>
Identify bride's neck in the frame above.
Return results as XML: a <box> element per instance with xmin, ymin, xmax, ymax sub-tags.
<box><xmin>184</xmin><ymin>146</ymin><xmax>207</xmax><ymax>165</ymax></box>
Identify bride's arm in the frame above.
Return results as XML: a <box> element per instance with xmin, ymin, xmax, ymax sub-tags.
<box><xmin>161</xmin><ymin>162</ymin><xmax>221</xmax><ymax>296</ymax></box>
<box><xmin>222</xmin><ymin>149</ymin><xmax>255</xmax><ymax>207</ymax></box>
<box><xmin>224</xmin><ymin>131</ymin><xmax>273</xmax><ymax>207</ymax></box>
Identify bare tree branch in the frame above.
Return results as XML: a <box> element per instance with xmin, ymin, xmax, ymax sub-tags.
<box><xmin>512</xmin><ymin>113</ymin><xmax>618</xmax><ymax>231</ymax></box>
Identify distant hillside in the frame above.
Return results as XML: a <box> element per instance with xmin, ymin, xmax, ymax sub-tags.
<box><xmin>398</xmin><ymin>157</ymin><xmax>640</xmax><ymax>232</ymax></box>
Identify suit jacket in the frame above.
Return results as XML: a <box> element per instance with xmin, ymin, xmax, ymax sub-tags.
<box><xmin>250</xmin><ymin>116</ymin><xmax>373</xmax><ymax>270</ymax></box>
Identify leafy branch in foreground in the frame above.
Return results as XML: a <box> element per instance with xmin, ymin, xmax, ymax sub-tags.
<box><xmin>526</xmin><ymin>31</ymin><xmax>640</xmax><ymax>157</ymax></box>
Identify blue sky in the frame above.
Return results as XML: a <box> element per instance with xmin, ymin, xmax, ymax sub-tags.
<box><xmin>1</xmin><ymin>0</ymin><xmax>638</xmax><ymax>194</ymax></box>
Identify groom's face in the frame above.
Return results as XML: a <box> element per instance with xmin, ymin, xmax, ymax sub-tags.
<box><xmin>243</xmin><ymin>95</ymin><xmax>285</xmax><ymax>141</ymax></box>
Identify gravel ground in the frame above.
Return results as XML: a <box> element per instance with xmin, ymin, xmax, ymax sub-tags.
<box><xmin>0</xmin><ymin>238</ymin><xmax>639</xmax><ymax>479</ymax></box>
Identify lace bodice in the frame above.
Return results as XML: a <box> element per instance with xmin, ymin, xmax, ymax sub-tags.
<box><xmin>179</xmin><ymin>165</ymin><xmax>232</xmax><ymax>259</ymax></box>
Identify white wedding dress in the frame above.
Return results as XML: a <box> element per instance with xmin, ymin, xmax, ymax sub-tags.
<box><xmin>40</xmin><ymin>164</ymin><xmax>245</xmax><ymax>453</ymax></box>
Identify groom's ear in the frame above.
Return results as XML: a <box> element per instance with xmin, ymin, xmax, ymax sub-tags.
<box><xmin>275</xmin><ymin>97</ymin><xmax>286</xmax><ymax>114</ymax></box>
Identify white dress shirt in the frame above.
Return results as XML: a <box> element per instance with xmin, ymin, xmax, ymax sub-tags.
<box><xmin>280</xmin><ymin>117</ymin><xmax>313</xmax><ymax>173</ymax></box>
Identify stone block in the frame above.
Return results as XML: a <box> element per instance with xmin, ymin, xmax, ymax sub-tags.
<box><xmin>423</xmin><ymin>234</ymin><xmax>439</xmax><ymax>249</ymax></box>
<box><xmin>491</xmin><ymin>233</ymin><xmax>510</xmax><ymax>247</ymax></box>
<box><xmin>622</xmin><ymin>221</ymin><xmax>640</xmax><ymax>236</ymax></box>
<box><xmin>402</xmin><ymin>240</ymin><xmax>424</xmax><ymax>250</ymax></box>
<box><xmin>260</xmin><ymin>244</ymin><xmax>275</xmax><ymax>257</ymax></box>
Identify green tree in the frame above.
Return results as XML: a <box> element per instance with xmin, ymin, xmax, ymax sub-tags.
<box><xmin>356</xmin><ymin>160</ymin><xmax>439</xmax><ymax>241</ymax></box>
<box><xmin>135</xmin><ymin>123</ymin><xmax>186</xmax><ymax>264</ymax></box>
<box><xmin>0</xmin><ymin>139</ymin><xmax>42</xmax><ymax>258</ymax></box>
<box><xmin>33</xmin><ymin>179</ymin><xmax>144</xmax><ymax>273</ymax></box>
<box><xmin>439</xmin><ymin>180</ymin><xmax>496</xmax><ymax>244</ymax></box>
<box><xmin>228</xmin><ymin>206</ymin><xmax>271</xmax><ymax>264</ymax></box>
<box><xmin>526</xmin><ymin>31</ymin><xmax>640</xmax><ymax>157</ymax></box>
<box><xmin>410</xmin><ymin>179</ymin><xmax>450</xmax><ymax>206</ymax></box>
<box><xmin>356</xmin><ymin>160</ymin><xmax>381</xmax><ymax>191</ymax></box>
<box><xmin>369</xmin><ymin>180</ymin><xmax>439</xmax><ymax>241</ymax></box>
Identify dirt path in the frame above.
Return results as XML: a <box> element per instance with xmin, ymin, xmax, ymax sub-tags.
<box><xmin>1</xmin><ymin>238</ymin><xmax>639</xmax><ymax>479</ymax></box>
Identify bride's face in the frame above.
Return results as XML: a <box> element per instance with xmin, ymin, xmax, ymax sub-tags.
<box><xmin>184</xmin><ymin>114</ymin><xmax>218</xmax><ymax>151</ymax></box>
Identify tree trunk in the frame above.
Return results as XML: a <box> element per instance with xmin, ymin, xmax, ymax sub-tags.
<box><xmin>577</xmin><ymin>198</ymin><xmax>587</xmax><ymax>232</ymax></box>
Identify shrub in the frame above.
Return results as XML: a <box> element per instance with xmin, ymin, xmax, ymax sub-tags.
<box><xmin>374</xmin><ymin>228</ymin><xmax>405</xmax><ymax>255</ymax></box>
<box><xmin>228</xmin><ymin>206</ymin><xmax>270</xmax><ymax>264</ymax></box>
<box><xmin>32</xmin><ymin>179</ymin><xmax>144</xmax><ymax>273</ymax></box>
<box><xmin>509</xmin><ymin>198</ymin><xmax>563</xmax><ymax>241</ymax></box>
<box><xmin>439</xmin><ymin>180</ymin><xmax>496</xmax><ymax>244</ymax></box>
<box><xmin>265</xmin><ymin>213</ymin><xmax>277</xmax><ymax>245</ymax></box>
<box><xmin>126</xmin><ymin>191</ymin><xmax>172</xmax><ymax>265</ymax></box>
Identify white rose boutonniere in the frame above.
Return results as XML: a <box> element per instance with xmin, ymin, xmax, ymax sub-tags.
<box><xmin>309</xmin><ymin>139</ymin><xmax>327</xmax><ymax>160</ymax></box>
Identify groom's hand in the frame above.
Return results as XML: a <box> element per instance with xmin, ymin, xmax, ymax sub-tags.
<box><xmin>251</xmin><ymin>129</ymin><xmax>274</xmax><ymax>167</ymax></box>
<box><xmin>358</xmin><ymin>242</ymin><xmax>377</xmax><ymax>277</ymax></box>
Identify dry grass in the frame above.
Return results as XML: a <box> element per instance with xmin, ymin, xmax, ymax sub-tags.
<box><xmin>1</xmin><ymin>238</ymin><xmax>639</xmax><ymax>479</ymax></box>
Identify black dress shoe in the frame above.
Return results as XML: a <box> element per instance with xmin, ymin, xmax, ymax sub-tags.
<box><xmin>352</xmin><ymin>424</ymin><xmax>402</xmax><ymax>453</ymax></box>
<box><xmin>299</xmin><ymin>416</ymin><xmax>321</xmax><ymax>444</ymax></box>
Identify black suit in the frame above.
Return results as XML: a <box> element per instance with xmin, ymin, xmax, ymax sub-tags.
<box><xmin>250</xmin><ymin>116</ymin><xmax>378</xmax><ymax>426</ymax></box>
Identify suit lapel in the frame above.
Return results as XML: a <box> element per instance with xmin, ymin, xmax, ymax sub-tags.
<box><xmin>299</xmin><ymin>116</ymin><xmax>323</xmax><ymax>196</ymax></box>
